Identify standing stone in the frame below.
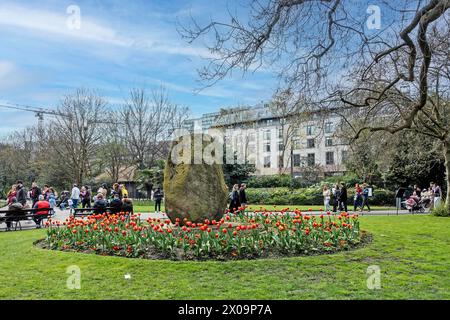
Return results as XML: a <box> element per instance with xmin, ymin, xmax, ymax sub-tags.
<box><xmin>163</xmin><ymin>133</ymin><xmax>228</xmax><ymax>225</ymax></box>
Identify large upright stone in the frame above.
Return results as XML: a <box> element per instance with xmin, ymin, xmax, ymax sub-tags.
<box><xmin>163</xmin><ymin>133</ymin><xmax>228</xmax><ymax>225</ymax></box>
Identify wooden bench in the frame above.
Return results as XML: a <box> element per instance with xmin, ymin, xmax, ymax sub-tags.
<box><xmin>0</xmin><ymin>207</ymin><xmax>54</xmax><ymax>231</ymax></box>
<box><xmin>73</xmin><ymin>207</ymin><xmax>133</xmax><ymax>218</ymax></box>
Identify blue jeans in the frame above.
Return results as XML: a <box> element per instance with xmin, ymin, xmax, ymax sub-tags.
<box><xmin>71</xmin><ymin>198</ymin><xmax>79</xmax><ymax>209</ymax></box>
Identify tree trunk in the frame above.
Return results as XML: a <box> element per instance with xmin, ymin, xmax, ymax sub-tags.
<box><xmin>443</xmin><ymin>140</ymin><xmax>450</xmax><ymax>213</ymax></box>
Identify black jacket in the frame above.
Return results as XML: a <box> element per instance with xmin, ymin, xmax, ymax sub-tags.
<box><xmin>16</xmin><ymin>186</ymin><xmax>27</xmax><ymax>206</ymax></box>
<box><xmin>109</xmin><ymin>198</ymin><xmax>123</xmax><ymax>213</ymax></box>
<box><xmin>340</xmin><ymin>187</ymin><xmax>348</xmax><ymax>202</ymax></box>
<box><xmin>239</xmin><ymin>189</ymin><xmax>247</xmax><ymax>203</ymax></box>
<box><xmin>154</xmin><ymin>190</ymin><xmax>164</xmax><ymax>202</ymax></box>
<box><xmin>93</xmin><ymin>199</ymin><xmax>107</xmax><ymax>213</ymax></box>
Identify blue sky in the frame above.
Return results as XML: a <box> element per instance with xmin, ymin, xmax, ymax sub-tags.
<box><xmin>0</xmin><ymin>0</ymin><xmax>278</xmax><ymax>135</ymax></box>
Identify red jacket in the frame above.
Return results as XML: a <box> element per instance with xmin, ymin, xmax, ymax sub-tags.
<box><xmin>34</xmin><ymin>200</ymin><xmax>50</xmax><ymax>215</ymax></box>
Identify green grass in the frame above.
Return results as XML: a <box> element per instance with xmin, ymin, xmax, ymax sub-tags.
<box><xmin>1</xmin><ymin>215</ymin><xmax>449</xmax><ymax>299</ymax></box>
<box><xmin>133</xmin><ymin>203</ymin><xmax>394</xmax><ymax>213</ymax></box>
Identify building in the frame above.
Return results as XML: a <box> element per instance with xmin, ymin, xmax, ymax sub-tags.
<box><xmin>182</xmin><ymin>103</ymin><xmax>348</xmax><ymax>177</ymax></box>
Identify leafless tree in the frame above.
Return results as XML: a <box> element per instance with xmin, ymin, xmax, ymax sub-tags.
<box><xmin>121</xmin><ymin>86</ymin><xmax>190</xmax><ymax>169</ymax></box>
<box><xmin>52</xmin><ymin>88</ymin><xmax>107</xmax><ymax>185</ymax></box>
<box><xmin>180</xmin><ymin>0</ymin><xmax>450</xmax><ymax>210</ymax></box>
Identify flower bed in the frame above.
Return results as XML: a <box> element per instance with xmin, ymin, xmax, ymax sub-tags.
<box><xmin>39</xmin><ymin>209</ymin><xmax>369</xmax><ymax>260</ymax></box>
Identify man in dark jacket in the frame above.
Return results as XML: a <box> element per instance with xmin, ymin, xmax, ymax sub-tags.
<box><xmin>30</xmin><ymin>182</ymin><xmax>42</xmax><ymax>206</ymax></box>
<box><xmin>93</xmin><ymin>193</ymin><xmax>108</xmax><ymax>214</ymax></box>
<box><xmin>153</xmin><ymin>188</ymin><xmax>164</xmax><ymax>212</ymax></box>
<box><xmin>109</xmin><ymin>193</ymin><xmax>123</xmax><ymax>214</ymax></box>
<box><xmin>339</xmin><ymin>183</ymin><xmax>348</xmax><ymax>212</ymax></box>
<box><xmin>16</xmin><ymin>181</ymin><xmax>27</xmax><ymax>207</ymax></box>
<box><xmin>239</xmin><ymin>184</ymin><xmax>247</xmax><ymax>208</ymax></box>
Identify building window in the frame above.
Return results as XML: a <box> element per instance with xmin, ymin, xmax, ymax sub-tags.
<box><xmin>307</xmin><ymin>138</ymin><xmax>315</xmax><ymax>148</ymax></box>
<box><xmin>325</xmin><ymin>137</ymin><xmax>333</xmax><ymax>147</ymax></box>
<box><xmin>293</xmin><ymin>139</ymin><xmax>301</xmax><ymax>150</ymax></box>
<box><xmin>264</xmin><ymin>142</ymin><xmax>271</xmax><ymax>152</ymax></box>
<box><xmin>264</xmin><ymin>156</ymin><xmax>271</xmax><ymax>168</ymax></box>
<box><xmin>278</xmin><ymin>141</ymin><xmax>284</xmax><ymax>151</ymax></box>
<box><xmin>278</xmin><ymin>128</ymin><xmax>283</xmax><ymax>139</ymax></box>
<box><xmin>293</xmin><ymin>154</ymin><xmax>301</xmax><ymax>167</ymax></box>
<box><xmin>307</xmin><ymin>153</ymin><xmax>315</xmax><ymax>166</ymax></box>
<box><xmin>306</xmin><ymin>125</ymin><xmax>314</xmax><ymax>136</ymax></box>
<box><xmin>263</xmin><ymin>130</ymin><xmax>271</xmax><ymax>140</ymax></box>
<box><xmin>326</xmin><ymin>151</ymin><xmax>334</xmax><ymax>165</ymax></box>
<box><xmin>324</xmin><ymin>122</ymin><xmax>333</xmax><ymax>134</ymax></box>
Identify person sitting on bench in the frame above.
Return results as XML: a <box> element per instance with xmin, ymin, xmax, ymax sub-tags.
<box><xmin>33</xmin><ymin>195</ymin><xmax>50</xmax><ymax>229</ymax></box>
<box><xmin>121</xmin><ymin>196</ymin><xmax>133</xmax><ymax>214</ymax></box>
<box><xmin>109</xmin><ymin>192</ymin><xmax>123</xmax><ymax>214</ymax></box>
<box><xmin>93</xmin><ymin>193</ymin><xmax>107</xmax><ymax>214</ymax></box>
<box><xmin>6</xmin><ymin>197</ymin><xmax>23</xmax><ymax>231</ymax></box>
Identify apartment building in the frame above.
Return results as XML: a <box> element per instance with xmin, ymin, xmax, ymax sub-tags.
<box><xmin>182</xmin><ymin>103</ymin><xmax>348</xmax><ymax>177</ymax></box>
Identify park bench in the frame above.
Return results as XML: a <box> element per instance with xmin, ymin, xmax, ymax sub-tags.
<box><xmin>72</xmin><ymin>207</ymin><xmax>133</xmax><ymax>218</ymax></box>
<box><xmin>0</xmin><ymin>207</ymin><xmax>54</xmax><ymax>231</ymax></box>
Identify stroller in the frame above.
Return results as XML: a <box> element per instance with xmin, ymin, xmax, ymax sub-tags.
<box><xmin>404</xmin><ymin>196</ymin><xmax>430</xmax><ymax>213</ymax></box>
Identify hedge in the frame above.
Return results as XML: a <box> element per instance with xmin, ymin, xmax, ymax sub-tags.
<box><xmin>246</xmin><ymin>187</ymin><xmax>395</xmax><ymax>206</ymax></box>
<box><xmin>246</xmin><ymin>173</ymin><xmax>362</xmax><ymax>189</ymax></box>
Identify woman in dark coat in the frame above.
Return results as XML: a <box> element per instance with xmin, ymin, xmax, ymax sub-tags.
<box><xmin>229</xmin><ymin>184</ymin><xmax>241</xmax><ymax>213</ymax></box>
<box><xmin>339</xmin><ymin>183</ymin><xmax>348</xmax><ymax>212</ymax></box>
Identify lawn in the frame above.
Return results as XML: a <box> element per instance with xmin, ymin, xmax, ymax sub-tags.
<box><xmin>0</xmin><ymin>215</ymin><xmax>449</xmax><ymax>299</ymax></box>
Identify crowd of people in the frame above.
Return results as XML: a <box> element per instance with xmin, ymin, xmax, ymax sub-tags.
<box><xmin>322</xmin><ymin>182</ymin><xmax>371</xmax><ymax>213</ymax></box>
<box><xmin>405</xmin><ymin>182</ymin><xmax>442</xmax><ymax>212</ymax></box>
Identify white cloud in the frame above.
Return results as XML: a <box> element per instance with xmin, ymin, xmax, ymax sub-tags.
<box><xmin>0</xmin><ymin>4</ymin><xmax>212</xmax><ymax>58</ymax></box>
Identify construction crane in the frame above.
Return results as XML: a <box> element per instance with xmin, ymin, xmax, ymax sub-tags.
<box><xmin>0</xmin><ymin>101</ymin><xmax>146</xmax><ymax>130</ymax></box>
<box><xmin>0</xmin><ymin>101</ymin><xmax>69</xmax><ymax>130</ymax></box>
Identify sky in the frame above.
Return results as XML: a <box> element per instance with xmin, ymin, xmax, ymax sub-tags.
<box><xmin>0</xmin><ymin>0</ymin><xmax>278</xmax><ymax>135</ymax></box>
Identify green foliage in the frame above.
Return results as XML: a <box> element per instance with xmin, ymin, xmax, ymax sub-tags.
<box><xmin>135</xmin><ymin>161</ymin><xmax>165</xmax><ymax>196</ymax></box>
<box><xmin>432</xmin><ymin>203</ymin><xmax>450</xmax><ymax>217</ymax></box>
<box><xmin>247</xmin><ymin>174</ymin><xmax>309</xmax><ymax>188</ymax></box>
<box><xmin>246</xmin><ymin>187</ymin><xmax>395</xmax><ymax>206</ymax></box>
<box><xmin>222</xmin><ymin>152</ymin><xmax>256</xmax><ymax>187</ymax></box>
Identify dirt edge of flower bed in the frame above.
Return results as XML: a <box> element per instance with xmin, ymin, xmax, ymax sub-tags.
<box><xmin>33</xmin><ymin>230</ymin><xmax>373</xmax><ymax>262</ymax></box>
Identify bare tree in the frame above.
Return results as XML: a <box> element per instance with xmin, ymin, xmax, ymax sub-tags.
<box><xmin>98</xmin><ymin>111</ymin><xmax>129</xmax><ymax>182</ymax></box>
<box><xmin>180</xmin><ymin>0</ymin><xmax>450</xmax><ymax>210</ymax></box>
<box><xmin>121</xmin><ymin>86</ymin><xmax>190</xmax><ymax>169</ymax></box>
<box><xmin>53</xmin><ymin>88</ymin><xmax>107</xmax><ymax>185</ymax></box>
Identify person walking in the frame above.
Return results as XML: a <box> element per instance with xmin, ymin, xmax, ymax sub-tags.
<box><xmin>332</xmin><ymin>184</ymin><xmax>341</xmax><ymax>212</ymax></box>
<box><xmin>70</xmin><ymin>184</ymin><xmax>81</xmax><ymax>210</ymax></box>
<box><xmin>48</xmin><ymin>187</ymin><xmax>57</xmax><ymax>214</ymax></box>
<box><xmin>15</xmin><ymin>181</ymin><xmax>27</xmax><ymax>207</ymax></box>
<box><xmin>339</xmin><ymin>183</ymin><xmax>348</xmax><ymax>212</ymax></box>
<box><xmin>322</xmin><ymin>185</ymin><xmax>331</xmax><ymax>212</ymax></box>
<box><xmin>229</xmin><ymin>184</ymin><xmax>241</xmax><ymax>213</ymax></box>
<box><xmin>153</xmin><ymin>188</ymin><xmax>164</xmax><ymax>212</ymax></box>
<box><xmin>81</xmin><ymin>186</ymin><xmax>91</xmax><ymax>208</ymax></box>
<box><xmin>239</xmin><ymin>184</ymin><xmax>248</xmax><ymax>208</ymax></box>
<box><xmin>361</xmin><ymin>183</ymin><xmax>371</xmax><ymax>212</ymax></box>
<box><xmin>30</xmin><ymin>182</ymin><xmax>41</xmax><ymax>207</ymax></box>
<box><xmin>353</xmin><ymin>183</ymin><xmax>363</xmax><ymax>212</ymax></box>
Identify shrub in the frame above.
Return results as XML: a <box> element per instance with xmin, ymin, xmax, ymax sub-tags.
<box><xmin>432</xmin><ymin>203</ymin><xmax>450</xmax><ymax>217</ymax></box>
<box><xmin>246</xmin><ymin>187</ymin><xmax>395</xmax><ymax>206</ymax></box>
